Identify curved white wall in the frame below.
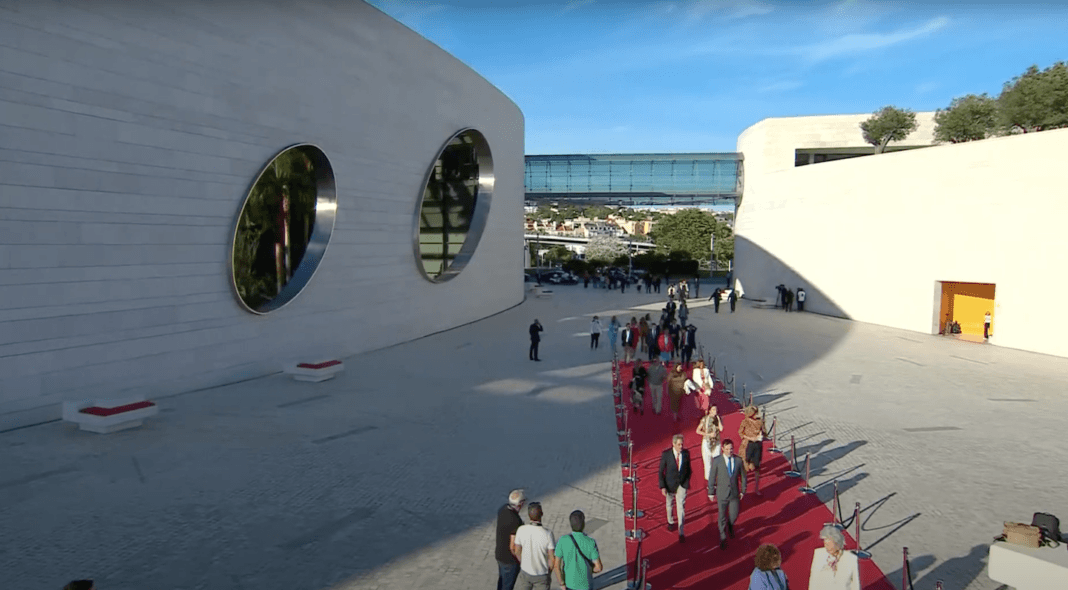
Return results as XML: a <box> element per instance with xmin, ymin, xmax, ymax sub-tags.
<box><xmin>735</xmin><ymin>120</ymin><xmax>1068</xmax><ymax>358</ymax></box>
<box><xmin>0</xmin><ymin>1</ymin><xmax>524</xmax><ymax>429</ymax></box>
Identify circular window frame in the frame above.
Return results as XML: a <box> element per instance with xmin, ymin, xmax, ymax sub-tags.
<box><xmin>412</xmin><ymin>128</ymin><xmax>494</xmax><ymax>283</ymax></box>
<box><xmin>229</xmin><ymin>143</ymin><xmax>338</xmax><ymax>315</ymax></box>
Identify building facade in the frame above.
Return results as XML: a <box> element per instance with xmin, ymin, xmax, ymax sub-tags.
<box><xmin>734</xmin><ymin>113</ymin><xmax>1068</xmax><ymax>358</ymax></box>
<box><xmin>0</xmin><ymin>1</ymin><xmax>524</xmax><ymax>430</ymax></box>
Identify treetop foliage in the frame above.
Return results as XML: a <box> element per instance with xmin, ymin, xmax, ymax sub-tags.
<box><xmin>998</xmin><ymin>61</ymin><xmax>1068</xmax><ymax>133</ymax></box>
<box><xmin>860</xmin><ymin>106</ymin><xmax>919</xmax><ymax>153</ymax></box>
<box><xmin>933</xmin><ymin>94</ymin><xmax>999</xmax><ymax>143</ymax></box>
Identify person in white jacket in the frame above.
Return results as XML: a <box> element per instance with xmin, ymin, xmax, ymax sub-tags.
<box><xmin>808</xmin><ymin>526</ymin><xmax>860</xmax><ymax>590</ymax></box>
<box><xmin>590</xmin><ymin>316</ymin><xmax>604</xmax><ymax>350</ymax></box>
<box><xmin>685</xmin><ymin>359</ymin><xmax>713</xmax><ymax>413</ymax></box>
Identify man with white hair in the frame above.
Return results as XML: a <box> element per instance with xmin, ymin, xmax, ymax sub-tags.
<box><xmin>496</xmin><ymin>489</ymin><xmax>526</xmax><ymax>590</ymax></box>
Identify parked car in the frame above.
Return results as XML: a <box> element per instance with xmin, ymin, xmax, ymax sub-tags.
<box><xmin>545</xmin><ymin>271</ymin><xmax>578</xmax><ymax>285</ymax></box>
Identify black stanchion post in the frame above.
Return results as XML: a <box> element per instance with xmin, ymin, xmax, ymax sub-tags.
<box><xmin>785</xmin><ymin>435</ymin><xmax>801</xmax><ymax>477</ymax></box>
<box><xmin>855</xmin><ymin>502</ymin><xmax>871</xmax><ymax>559</ymax></box>
<box><xmin>799</xmin><ymin>453</ymin><xmax>816</xmax><ymax>494</ymax></box>
<box><xmin>769</xmin><ymin>417</ymin><xmax>781</xmax><ymax>453</ymax></box>
<box><xmin>825</xmin><ymin>480</ymin><xmax>844</xmax><ymax>528</ymax></box>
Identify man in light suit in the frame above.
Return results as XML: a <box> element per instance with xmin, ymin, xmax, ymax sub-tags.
<box><xmin>707</xmin><ymin>438</ymin><xmax>746</xmax><ymax>550</ymax></box>
<box><xmin>658</xmin><ymin>434</ymin><xmax>692</xmax><ymax>543</ymax></box>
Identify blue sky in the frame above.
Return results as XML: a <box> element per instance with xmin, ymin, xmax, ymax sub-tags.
<box><xmin>368</xmin><ymin>0</ymin><xmax>1068</xmax><ymax>154</ymax></box>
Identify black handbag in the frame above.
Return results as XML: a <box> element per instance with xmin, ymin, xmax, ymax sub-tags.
<box><xmin>1031</xmin><ymin>512</ymin><xmax>1062</xmax><ymax>547</ymax></box>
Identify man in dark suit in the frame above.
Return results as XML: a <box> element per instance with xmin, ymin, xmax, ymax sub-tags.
<box><xmin>707</xmin><ymin>438</ymin><xmax>746</xmax><ymax>550</ymax></box>
<box><xmin>658</xmin><ymin>434</ymin><xmax>692</xmax><ymax>542</ymax></box>
<box><xmin>529</xmin><ymin>319</ymin><xmax>543</xmax><ymax>362</ymax></box>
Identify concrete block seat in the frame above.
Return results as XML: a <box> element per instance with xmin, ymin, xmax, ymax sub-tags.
<box><xmin>62</xmin><ymin>396</ymin><xmax>159</xmax><ymax>434</ymax></box>
<box><xmin>283</xmin><ymin>359</ymin><xmax>345</xmax><ymax>382</ymax></box>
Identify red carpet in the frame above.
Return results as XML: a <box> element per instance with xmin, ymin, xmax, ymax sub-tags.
<box><xmin>614</xmin><ymin>358</ymin><xmax>894</xmax><ymax>590</ymax></box>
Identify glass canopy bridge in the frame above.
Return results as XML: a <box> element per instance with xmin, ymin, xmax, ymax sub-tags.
<box><xmin>525</xmin><ymin>153</ymin><xmax>742</xmax><ymax>207</ymax></box>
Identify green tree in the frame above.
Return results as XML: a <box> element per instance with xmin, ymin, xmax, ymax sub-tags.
<box><xmin>584</xmin><ymin>235</ymin><xmax>628</xmax><ymax>262</ymax></box>
<box><xmin>545</xmin><ymin>245</ymin><xmax>573</xmax><ymax>264</ymax></box>
<box><xmin>934</xmin><ymin>94</ymin><xmax>1000</xmax><ymax>143</ymax></box>
<box><xmin>998</xmin><ymin>61</ymin><xmax>1068</xmax><ymax>133</ymax></box>
<box><xmin>648</xmin><ymin>208</ymin><xmax>717</xmax><ymax>260</ymax></box>
<box><xmin>860</xmin><ymin>106</ymin><xmax>919</xmax><ymax>153</ymax></box>
<box><xmin>583</xmin><ymin>205</ymin><xmax>613</xmax><ymax>220</ymax></box>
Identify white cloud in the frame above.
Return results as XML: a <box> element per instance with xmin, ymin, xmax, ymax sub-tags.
<box><xmin>802</xmin><ymin>16</ymin><xmax>950</xmax><ymax>62</ymax></box>
<box><xmin>560</xmin><ymin>0</ymin><xmax>596</xmax><ymax>15</ymax></box>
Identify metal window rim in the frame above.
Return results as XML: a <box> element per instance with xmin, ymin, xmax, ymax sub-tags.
<box><xmin>412</xmin><ymin>128</ymin><xmax>494</xmax><ymax>283</ymax></box>
<box><xmin>229</xmin><ymin>143</ymin><xmax>338</xmax><ymax>315</ymax></box>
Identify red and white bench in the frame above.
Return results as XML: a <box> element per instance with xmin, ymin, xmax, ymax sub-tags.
<box><xmin>283</xmin><ymin>359</ymin><xmax>345</xmax><ymax>382</ymax></box>
<box><xmin>62</xmin><ymin>396</ymin><xmax>159</xmax><ymax>434</ymax></box>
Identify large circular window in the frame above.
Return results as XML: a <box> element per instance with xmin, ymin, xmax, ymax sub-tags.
<box><xmin>230</xmin><ymin>144</ymin><xmax>337</xmax><ymax>314</ymax></box>
<box><xmin>413</xmin><ymin>128</ymin><xmax>494</xmax><ymax>282</ymax></box>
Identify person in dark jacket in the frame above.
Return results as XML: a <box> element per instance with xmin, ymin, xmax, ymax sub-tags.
<box><xmin>529</xmin><ymin>319</ymin><xmax>543</xmax><ymax>361</ymax></box>
<box><xmin>711</xmin><ymin>288</ymin><xmax>722</xmax><ymax>313</ymax></box>
<box><xmin>728</xmin><ymin>290</ymin><xmax>738</xmax><ymax>313</ymax></box>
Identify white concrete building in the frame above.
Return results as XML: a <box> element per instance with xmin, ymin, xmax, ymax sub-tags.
<box><xmin>0</xmin><ymin>1</ymin><xmax>524</xmax><ymax>430</ymax></box>
<box><xmin>734</xmin><ymin>112</ymin><xmax>1068</xmax><ymax>358</ymax></box>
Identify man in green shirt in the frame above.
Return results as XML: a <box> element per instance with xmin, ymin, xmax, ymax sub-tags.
<box><xmin>554</xmin><ymin>510</ymin><xmax>603</xmax><ymax>590</ymax></box>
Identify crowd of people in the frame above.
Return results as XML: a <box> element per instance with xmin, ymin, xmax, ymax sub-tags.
<box><xmin>495</xmin><ymin>489</ymin><xmax>604</xmax><ymax>590</ymax></box>
<box><xmin>582</xmin><ymin>271</ymin><xmax>701</xmax><ymax>299</ymax></box>
<box><xmin>641</xmin><ymin>345</ymin><xmax>859</xmax><ymax>590</ymax></box>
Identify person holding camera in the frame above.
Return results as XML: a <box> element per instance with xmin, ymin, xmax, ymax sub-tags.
<box><xmin>529</xmin><ymin>319</ymin><xmax>543</xmax><ymax>362</ymax></box>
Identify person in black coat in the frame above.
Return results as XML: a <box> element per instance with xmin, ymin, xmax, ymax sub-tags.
<box><xmin>728</xmin><ymin>290</ymin><xmax>738</xmax><ymax>313</ymax></box>
<box><xmin>659</xmin><ymin>434</ymin><xmax>692</xmax><ymax>542</ymax></box>
<box><xmin>680</xmin><ymin>324</ymin><xmax>697</xmax><ymax>366</ymax></box>
<box><xmin>529</xmin><ymin>319</ymin><xmax>543</xmax><ymax>361</ymax></box>
<box><xmin>711</xmin><ymin>288</ymin><xmax>721</xmax><ymax>313</ymax></box>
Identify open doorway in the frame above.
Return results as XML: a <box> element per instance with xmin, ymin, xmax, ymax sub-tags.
<box><xmin>936</xmin><ymin>281</ymin><xmax>996</xmax><ymax>341</ymax></box>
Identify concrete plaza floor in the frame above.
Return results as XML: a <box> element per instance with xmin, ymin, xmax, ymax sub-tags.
<box><xmin>3</xmin><ymin>281</ymin><xmax>1067</xmax><ymax>590</ymax></box>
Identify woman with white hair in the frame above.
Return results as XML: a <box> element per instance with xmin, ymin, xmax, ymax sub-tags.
<box><xmin>808</xmin><ymin>525</ymin><xmax>860</xmax><ymax>590</ymax></box>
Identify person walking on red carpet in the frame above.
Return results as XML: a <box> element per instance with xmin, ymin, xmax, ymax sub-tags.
<box><xmin>630</xmin><ymin>363</ymin><xmax>647</xmax><ymax>416</ymax></box>
<box><xmin>621</xmin><ymin>318</ymin><xmax>638</xmax><ymax>365</ymax></box>
<box><xmin>808</xmin><ymin>526</ymin><xmax>860</xmax><ymax>590</ymax></box>
<box><xmin>695</xmin><ymin>404</ymin><xmax>723</xmax><ymax>481</ymax></box>
<box><xmin>738</xmin><ymin>406</ymin><xmax>767</xmax><ymax>496</ymax></box>
<box><xmin>686</xmin><ymin>359</ymin><xmax>713</xmax><ymax>412</ymax></box>
<box><xmin>659</xmin><ymin>434</ymin><xmax>692</xmax><ymax>543</ymax></box>
<box><xmin>707</xmin><ymin>438</ymin><xmax>746</xmax><ymax>550</ymax></box>
<box><xmin>666</xmin><ymin>364</ymin><xmax>688</xmax><ymax>422</ymax></box>
<box><xmin>648</xmin><ymin>360</ymin><xmax>668</xmax><ymax>415</ymax></box>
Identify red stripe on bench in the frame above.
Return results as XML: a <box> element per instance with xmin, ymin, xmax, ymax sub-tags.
<box><xmin>79</xmin><ymin>401</ymin><xmax>156</xmax><ymax>417</ymax></box>
<box><xmin>296</xmin><ymin>360</ymin><xmax>341</xmax><ymax>370</ymax></box>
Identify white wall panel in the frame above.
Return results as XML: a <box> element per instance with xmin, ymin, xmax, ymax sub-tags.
<box><xmin>736</xmin><ymin>118</ymin><xmax>1068</xmax><ymax>358</ymax></box>
<box><xmin>0</xmin><ymin>0</ymin><xmax>524</xmax><ymax>429</ymax></box>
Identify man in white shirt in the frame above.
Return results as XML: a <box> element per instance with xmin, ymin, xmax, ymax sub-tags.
<box><xmin>985</xmin><ymin>311</ymin><xmax>992</xmax><ymax>339</ymax></box>
<box><xmin>513</xmin><ymin>502</ymin><xmax>556</xmax><ymax>590</ymax></box>
<box><xmin>590</xmin><ymin>316</ymin><xmax>603</xmax><ymax>349</ymax></box>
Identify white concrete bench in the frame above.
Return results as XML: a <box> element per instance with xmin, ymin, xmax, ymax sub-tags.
<box><xmin>62</xmin><ymin>395</ymin><xmax>159</xmax><ymax>434</ymax></box>
<box><xmin>989</xmin><ymin>540</ymin><xmax>1068</xmax><ymax>590</ymax></box>
<box><xmin>536</xmin><ymin>288</ymin><xmax>554</xmax><ymax>299</ymax></box>
<box><xmin>284</xmin><ymin>359</ymin><xmax>344</xmax><ymax>382</ymax></box>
